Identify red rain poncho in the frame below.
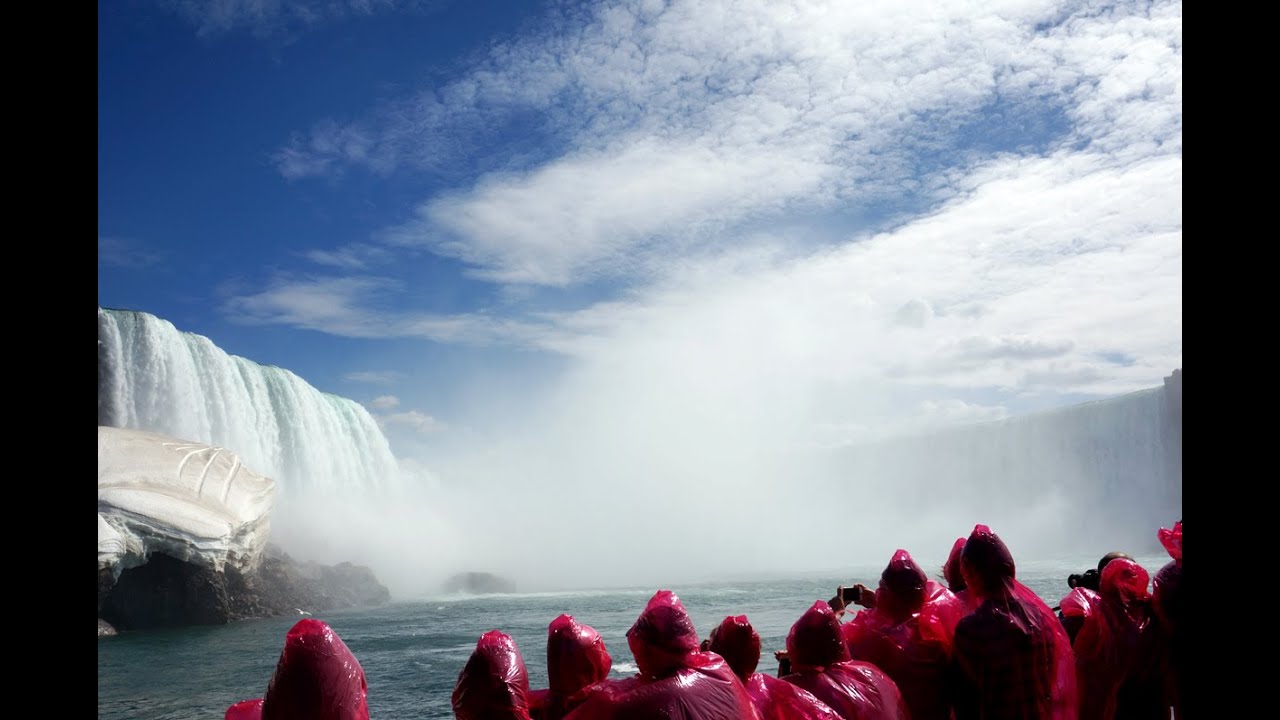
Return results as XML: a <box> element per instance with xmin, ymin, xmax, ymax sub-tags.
<box><xmin>564</xmin><ymin>590</ymin><xmax>758</xmax><ymax>720</ymax></box>
<box><xmin>530</xmin><ymin>614</ymin><xmax>613</xmax><ymax>720</ymax></box>
<box><xmin>952</xmin><ymin>524</ymin><xmax>1077</xmax><ymax>720</ymax></box>
<box><xmin>1152</xmin><ymin>520</ymin><xmax>1183</xmax><ymax>719</ymax></box>
<box><xmin>842</xmin><ymin>550</ymin><xmax>957</xmax><ymax>720</ymax></box>
<box><xmin>709</xmin><ymin>614</ymin><xmax>843</xmax><ymax>720</ymax></box>
<box><xmin>453</xmin><ymin>630</ymin><xmax>533</xmax><ymax>720</ymax></box>
<box><xmin>223</xmin><ymin>618</ymin><xmax>370</xmax><ymax>720</ymax></box>
<box><xmin>782</xmin><ymin>601</ymin><xmax>908</xmax><ymax>720</ymax></box>
<box><xmin>942</xmin><ymin>537</ymin><xmax>978</xmax><ymax>613</ymax></box>
<box><xmin>1059</xmin><ymin>558</ymin><xmax>1153</xmax><ymax>720</ymax></box>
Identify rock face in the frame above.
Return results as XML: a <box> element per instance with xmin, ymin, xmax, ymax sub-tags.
<box><xmin>97</xmin><ymin>427</ymin><xmax>390</xmax><ymax>632</ymax></box>
<box><xmin>443</xmin><ymin>572</ymin><xmax>516</xmax><ymax>595</ymax></box>
<box><xmin>99</xmin><ymin>545</ymin><xmax>391</xmax><ymax>631</ymax></box>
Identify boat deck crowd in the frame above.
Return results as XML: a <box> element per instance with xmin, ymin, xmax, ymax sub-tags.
<box><xmin>224</xmin><ymin>520</ymin><xmax>1184</xmax><ymax>720</ymax></box>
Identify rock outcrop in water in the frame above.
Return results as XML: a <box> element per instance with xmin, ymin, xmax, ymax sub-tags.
<box><xmin>444</xmin><ymin>572</ymin><xmax>517</xmax><ymax>595</ymax></box>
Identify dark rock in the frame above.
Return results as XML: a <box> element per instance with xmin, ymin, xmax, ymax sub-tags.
<box><xmin>97</xmin><ymin>548</ymin><xmax>390</xmax><ymax>632</ymax></box>
<box><xmin>100</xmin><ymin>553</ymin><xmax>231</xmax><ymax>629</ymax></box>
<box><xmin>98</xmin><ymin>566</ymin><xmax>117</xmax><ymax>614</ymax></box>
<box><xmin>443</xmin><ymin>571</ymin><xmax>516</xmax><ymax>595</ymax></box>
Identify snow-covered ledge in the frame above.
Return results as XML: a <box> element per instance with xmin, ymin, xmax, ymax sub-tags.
<box><xmin>97</xmin><ymin>426</ymin><xmax>274</xmax><ymax>578</ymax></box>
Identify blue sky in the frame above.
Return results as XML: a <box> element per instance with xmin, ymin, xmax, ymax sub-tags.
<box><xmin>98</xmin><ymin>0</ymin><xmax>1182</xmax><ymax>473</ymax></box>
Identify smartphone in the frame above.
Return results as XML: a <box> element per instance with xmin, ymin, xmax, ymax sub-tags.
<box><xmin>841</xmin><ymin>585</ymin><xmax>861</xmax><ymax>603</ymax></box>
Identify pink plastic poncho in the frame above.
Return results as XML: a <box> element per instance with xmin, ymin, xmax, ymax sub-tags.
<box><xmin>842</xmin><ymin>550</ymin><xmax>957</xmax><ymax>720</ymax></box>
<box><xmin>1060</xmin><ymin>558</ymin><xmax>1153</xmax><ymax>720</ymax></box>
<box><xmin>453</xmin><ymin>630</ymin><xmax>533</xmax><ymax>720</ymax></box>
<box><xmin>953</xmin><ymin>524</ymin><xmax>1078</xmax><ymax>720</ymax></box>
<box><xmin>782</xmin><ymin>601</ymin><xmax>908</xmax><ymax>720</ymax></box>
<box><xmin>942</xmin><ymin>537</ymin><xmax>978</xmax><ymax>613</ymax></box>
<box><xmin>530</xmin><ymin>614</ymin><xmax>613</xmax><ymax>720</ymax></box>
<box><xmin>709</xmin><ymin>614</ymin><xmax>843</xmax><ymax>720</ymax></box>
<box><xmin>224</xmin><ymin>618</ymin><xmax>370</xmax><ymax>720</ymax></box>
<box><xmin>1153</xmin><ymin>520</ymin><xmax>1183</xmax><ymax>719</ymax></box>
<box><xmin>563</xmin><ymin>590</ymin><xmax>758</xmax><ymax>720</ymax></box>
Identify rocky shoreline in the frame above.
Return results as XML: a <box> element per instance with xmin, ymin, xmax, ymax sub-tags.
<box><xmin>98</xmin><ymin>544</ymin><xmax>390</xmax><ymax>634</ymax></box>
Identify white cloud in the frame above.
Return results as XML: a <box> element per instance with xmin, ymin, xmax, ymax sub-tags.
<box><xmin>243</xmin><ymin>0</ymin><xmax>1179</xmax><ymax>406</ymax></box>
<box><xmin>221</xmin><ymin>273</ymin><xmax>557</xmax><ymax>345</ymax></box>
<box><xmin>343</xmin><ymin>370</ymin><xmax>404</xmax><ymax>385</ymax></box>
<box><xmin>228</xmin><ymin>148</ymin><xmax>1180</xmax><ymax>404</ymax></box>
<box><xmin>282</xmin><ymin>0</ymin><xmax>1180</xmax><ymax>293</ymax></box>
<box><xmin>302</xmin><ymin>243</ymin><xmax>392</xmax><ymax>271</ymax></box>
<box><xmin>368</xmin><ymin>394</ymin><xmax>400</xmax><ymax>410</ymax></box>
<box><xmin>379</xmin><ymin>409</ymin><xmax>445</xmax><ymax>435</ymax></box>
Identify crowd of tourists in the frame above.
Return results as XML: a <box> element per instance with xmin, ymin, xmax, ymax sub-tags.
<box><xmin>224</xmin><ymin>520</ymin><xmax>1184</xmax><ymax>720</ymax></box>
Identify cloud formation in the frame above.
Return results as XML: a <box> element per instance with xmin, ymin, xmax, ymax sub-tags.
<box><xmin>277</xmin><ymin>0</ymin><xmax>1181</xmax><ymax>292</ymax></box>
<box><xmin>368</xmin><ymin>394</ymin><xmax>400</xmax><ymax>410</ymax></box>
<box><xmin>344</xmin><ymin>370</ymin><xmax>404</xmax><ymax>384</ymax></box>
<box><xmin>379</xmin><ymin>409</ymin><xmax>446</xmax><ymax>434</ymax></box>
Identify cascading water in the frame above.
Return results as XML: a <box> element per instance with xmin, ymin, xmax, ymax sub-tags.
<box><xmin>825</xmin><ymin>375</ymin><xmax>1182</xmax><ymax>553</ymax></box>
<box><xmin>97</xmin><ymin>307</ymin><xmax>400</xmax><ymax>499</ymax></box>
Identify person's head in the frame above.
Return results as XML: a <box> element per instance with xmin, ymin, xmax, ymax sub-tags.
<box><xmin>1099</xmin><ymin>558</ymin><xmax>1150</xmax><ymax>606</ymax></box>
<box><xmin>452</xmin><ymin>630</ymin><xmax>532</xmax><ymax>720</ymax></box>
<box><xmin>877</xmin><ymin>549</ymin><xmax>928</xmax><ymax>621</ymax></box>
<box><xmin>547</xmin><ymin>614</ymin><xmax>611</xmax><ymax>699</ymax></box>
<box><xmin>260</xmin><ymin>618</ymin><xmax>370</xmax><ymax>720</ymax></box>
<box><xmin>959</xmin><ymin>524</ymin><xmax>1016</xmax><ymax>598</ymax></box>
<box><xmin>708</xmin><ymin>615</ymin><xmax>761</xmax><ymax>682</ymax></box>
<box><xmin>785</xmin><ymin>601</ymin><xmax>851</xmax><ymax>672</ymax></box>
<box><xmin>626</xmin><ymin>590</ymin><xmax>700</xmax><ymax>679</ymax></box>
<box><xmin>942</xmin><ymin>537</ymin><xmax>967</xmax><ymax>592</ymax></box>
<box><xmin>1097</xmin><ymin>551</ymin><xmax>1132</xmax><ymax>574</ymax></box>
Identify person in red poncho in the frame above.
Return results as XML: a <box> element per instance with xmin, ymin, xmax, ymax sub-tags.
<box><xmin>563</xmin><ymin>590</ymin><xmax>758</xmax><ymax>720</ymax></box>
<box><xmin>708</xmin><ymin>614</ymin><xmax>844</xmax><ymax>720</ymax></box>
<box><xmin>529</xmin><ymin>614</ymin><xmax>612</xmax><ymax>720</ymax></box>
<box><xmin>224</xmin><ymin>618</ymin><xmax>370</xmax><ymax>720</ymax></box>
<box><xmin>842</xmin><ymin>549</ymin><xmax>959</xmax><ymax>720</ymax></box>
<box><xmin>453</xmin><ymin>630</ymin><xmax>534</xmax><ymax>720</ymax></box>
<box><xmin>781</xmin><ymin>600</ymin><xmax>909</xmax><ymax>720</ymax></box>
<box><xmin>951</xmin><ymin>524</ymin><xmax>1078</xmax><ymax>720</ymax></box>
<box><xmin>941</xmin><ymin>537</ymin><xmax>978</xmax><ymax>613</ymax></box>
<box><xmin>1151</xmin><ymin>520</ymin><xmax>1182</xmax><ymax>720</ymax></box>
<box><xmin>1059</xmin><ymin>557</ymin><xmax>1165</xmax><ymax>720</ymax></box>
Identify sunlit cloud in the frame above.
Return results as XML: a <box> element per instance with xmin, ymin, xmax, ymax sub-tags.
<box><xmin>302</xmin><ymin>243</ymin><xmax>393</xmax><ymax>271</ymax></box>
<box><xmin>379</xmin><ymin>409</ymin><xmax>446</xmax><ymax>435</ymax></box>
<box><xmin>280</xmin><ymin>0</ymin><xmax>1180</xmax><ymax>293</ymax></box>
<box><xmin>222</xmin><ymin>273</ymin><xmax>557</xmax><ymax>345</ymax></box>
<box><xmin>368</xmin><ymin>394</ymin><xmax>400</xmax><ymax>410</ymax></box>
<box><xmin>343</xmin><ymin>370</ymin><xmax>405</xmax><ymax>385</ymax></box>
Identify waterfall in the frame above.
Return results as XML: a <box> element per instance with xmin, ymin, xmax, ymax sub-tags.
<box><xmin>97</xmin><ymin>307</ymin><xmax>400</xmax><ymax>499</ymax></box>
<box><xmin>827</xmin><ymin>377</ymin><xmax>1182</xmax><ymax>551</ymax></box>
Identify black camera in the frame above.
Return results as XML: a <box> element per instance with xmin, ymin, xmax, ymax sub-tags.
<box><xmin>1067</xmin><ymin>568</ymin><xmax>1100</xmax><ymax>591</ymax></box>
